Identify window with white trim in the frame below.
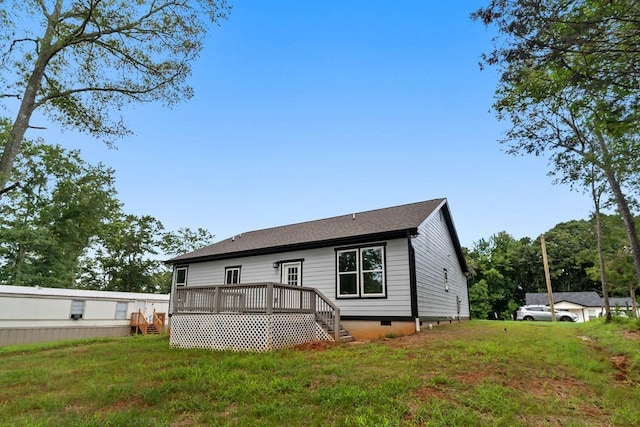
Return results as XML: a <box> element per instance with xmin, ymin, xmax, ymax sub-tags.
<box><xmin>175</xmin><ymin>266</ymin><xmax>188</xmax><ymax>287</ymax></box>
<box><xmin>337</xmin><ymin>246</ymin><xmax>386</xmax><ymax>298</ymax></box>
<box><xmin>225</xmin><ymin>266</ymin><xmax>241</xmax><ymax>284</ymax></box>
<box><xmin>115</xmin><ymin>302</ymin><xmax>128</xmax><ymax>319</ymax></box>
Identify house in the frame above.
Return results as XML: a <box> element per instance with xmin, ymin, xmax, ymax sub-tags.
<box><xmin>525</xmin><ymin>292</ymin><xmax>639</xmax><ymax>322</ymax></box>
<box><xmin>609</xmin><ymin>297</ymin><xmax>639</xmax><ymax>316</ymax></box>
<box><xmin>166</xmin><ymin>198</ymin><xmax>470</xmax><ymax>351</ymax></box>
<box><xmin>0</xmin><ymin>285</ymin><xmax>169</xmax><ymax>346</ymax></box>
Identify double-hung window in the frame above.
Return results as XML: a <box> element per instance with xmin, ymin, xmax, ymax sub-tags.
<box><xmin>115</xmin><ymin>302</ymin><xmax>128</xmax><ymax>320</ymax></box>
<box><xmin>225</xmin><ymin>266</ymin><xmax>241</xmax><ymax>284</ymax></box>
<box><xmin>337</xmin><ymin>245</ymin><xmax>386</xmax><ymax>298</ymax></box>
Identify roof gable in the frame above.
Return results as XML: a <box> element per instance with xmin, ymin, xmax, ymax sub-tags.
<box><xmin>168</xmin><ymin>199</ymin><xmax>449</xmax><ymax>264</ymax></box>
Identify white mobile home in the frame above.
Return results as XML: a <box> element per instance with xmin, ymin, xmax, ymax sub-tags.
<box><xmin>0</xmin><ymin>285</ymin><xmax>169</xmax><ymax>346</ymax></box>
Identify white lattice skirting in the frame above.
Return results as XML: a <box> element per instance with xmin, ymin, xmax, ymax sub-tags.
<box><xmin>170</xmin><ymin>313</ymin><xmax>333</xmax><ymax>352</ymax></box>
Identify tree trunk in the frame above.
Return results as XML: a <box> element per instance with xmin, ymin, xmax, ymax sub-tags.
<box><xmin>630</xmin><ymin>283</ymin><xmax>638</xmax><ymax>319</ymax></box>
<box><xmin>0</xmin><ymin>1</ymin><xmax>62</xmax><ymax>196</ymax></box>
<box><xmin>595</xmin><ymin>141</ymin><xmax>640</xmax><ymax>310</ymax></box>
<box><xmin>592</xmin><ymin>188</ymin><xmax>611</xmax><ymax>323</ymax></box>
<box><xmin>606</xmin><ymin>174</ymin><xmax>640</xmax><ymax>296</ymax></box>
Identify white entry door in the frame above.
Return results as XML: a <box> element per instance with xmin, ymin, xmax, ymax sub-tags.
<box><xmin>281</xmin><ymin>262</ymin><xmax>302</xmax><ymax>286</ymax></box>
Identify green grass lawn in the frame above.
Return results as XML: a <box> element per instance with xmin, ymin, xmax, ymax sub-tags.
<box><xmin>1</xmin><ymin>319</ymin><xmax>639</xmax><ymax>426</ymax></box>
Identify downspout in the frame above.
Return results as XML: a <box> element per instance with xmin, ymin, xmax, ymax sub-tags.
<box><xmin>168</xmin><ymin>264</ymin><xmax>175</xmax><ymax>318</ymax></box>
<box><xmin>407</xmin><ymin>231</ymin><xmax>419</xmax><ymax>331</ymax></box>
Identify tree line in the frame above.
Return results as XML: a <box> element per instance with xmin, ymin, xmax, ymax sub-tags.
<box><xmin>0</xmin><ymin>120</ymin><xmax>213</xmax><ymax>293</ymax></box>
<box><xmin>466</xmin><ymin>214</ymin><xmax>639</xmax><ymax>319</ymax></box>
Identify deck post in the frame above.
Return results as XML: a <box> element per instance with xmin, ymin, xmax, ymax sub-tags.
<box><xmin>309</xmin><ymin>290</ymin><xmax>316</xmax><ymax>316</ymax></box>
<box><xmin>214</xmin><ymin>286</ymin><xmax>222</xmax><ymax>313</ymax></box>
<box><xmin>333</xmin><ymin>307</ymin><xmax>340</xmax><ymax>342</ymax></box>
<box><xmin>266</xmin><ymin>283</ymin><xmax>273</xmax><ymax>315</ymax></box>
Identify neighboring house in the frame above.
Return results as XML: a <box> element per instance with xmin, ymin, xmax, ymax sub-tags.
<box><xmin>609</xmin><ymin>297</ymin><xmax>640</xmax><ymax>315</ymax></box>
<box><xmin>166</xmin><ymin>198</ymin><xmax>470</xmax><ymax>351</ymax></box>
<box><xmin>0</xmin><ymin>285</ymin><xmax>169</xmax><ymax>346</ymax></box>
<box><xmin>525</xmin><ymin>292</ymin><xmax>639</xmax><ymax>322</ymax></box>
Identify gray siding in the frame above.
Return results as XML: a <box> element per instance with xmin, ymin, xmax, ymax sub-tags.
<box><xmin>413</xmin><ymin>208</ymin><xmax>470</xmax><ymax>319</ymax></box>
<box><xmin>0</xmin><ymin>326</ymin><xmax>130</xmax><ymax>347</ymax></box>
<box><xmin>175</xmin><ymin>238</ymin><xmax>412</xmax><ymax>318</ymax></box>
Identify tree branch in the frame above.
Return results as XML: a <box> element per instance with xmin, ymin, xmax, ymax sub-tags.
<box><xmin>0</xmin><ymin>182</ymin><xmax>19</xmax><ymax>196</ymax></box>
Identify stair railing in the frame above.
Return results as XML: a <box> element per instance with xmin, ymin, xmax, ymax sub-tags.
<box><xmin>152</xmin><ymin>311</ymin><xmax>165</xmax><ymax>332</ymax></box>
<box><xmin>312</xmin><ymin>289</ymin><xmax>341</xmax><ymax>342</ymax></box>
<box><xmin>130</xmin><ymin>309</ymin><xmax>149</xmax><ymax>335</ymax></box>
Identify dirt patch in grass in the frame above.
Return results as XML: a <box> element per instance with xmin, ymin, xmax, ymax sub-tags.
<box><xmin>622</xmin><ymin>330</ymin><xmax>640</xmax><ymax>340</ymax></box>
<box><xmin>383</xmin><ymin>323</ymin><xmax>471</xmax><ymax>348</ymax></box>
<box><xmin>291</xmin><ymin>341</ymin><xmax>338</xmax><ymax>351</ymax></box>
<box><xmin>610</xmin><ymin>355</ymin><xmax>631</xmax><ymax>383</ymax></box>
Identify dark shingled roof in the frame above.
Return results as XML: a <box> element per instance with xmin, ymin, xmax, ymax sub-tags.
<box><xmin>168</xmin><ymin>198</ymin><xmax>453</xmax><ymax>264</ymax></box>
<box><xmin>609</xmin><ymin>297</ymin><xmax>636</xmax><ymax>308</ymax></box>
<box><xmin>526</xmin><ymin>292</ymin><xmax>603</xmax><ymax>307</ymax></box>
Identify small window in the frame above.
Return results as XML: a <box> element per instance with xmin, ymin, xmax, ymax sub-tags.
<box><xmin>175</xmin><ymin>266</ymin><xmax>188</xmax><ymax>287</ymax></box>
<box><xmin>443</xmin><ymin>268</ymin><xmax>449</xmax><ymax>292</ymax></box>
<box><xmin>115</xmin><ymin>302</ymin><xmax>127</xmax><ymax>320</ymax></box>
<box><xmin>225</xmin><ymin>267</ymin><xmax>241</xmax><ymax>284</ymax></box>
<box><xmin>70</xmin><ymin>300</ymin><xmax>85</xmax><ymax>319</ymax></box>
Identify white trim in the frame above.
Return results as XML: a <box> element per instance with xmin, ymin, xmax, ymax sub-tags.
<box><xmin>281</xmin><ymin>262</ymin><xmax>302</xmax><ymax>286</ymax></box>
<box><xmin>225</xmin><ymin>267</ymin><xmax>241</xmax><ymax>284</ymax></box>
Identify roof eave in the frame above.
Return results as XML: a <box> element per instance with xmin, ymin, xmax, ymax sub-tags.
<box><xmin>165</xmin><ymin>229</ymin><xmax>417</xmax><ymax>265</ymax></box>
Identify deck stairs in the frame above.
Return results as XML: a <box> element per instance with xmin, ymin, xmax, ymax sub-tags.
<box><xmin>145</xmin><ymin>323</ymin><xmax>160</xmax><ymax>335</ymax></box>
<box><xmin>316</xmin><ymin>316</ymin><xmax>354</xmax><ymax>342</ymax></box>
<box><xmin>130</xmin><ymin>310</ymin><xmax>165</xmax><ymax>336</ymax></box>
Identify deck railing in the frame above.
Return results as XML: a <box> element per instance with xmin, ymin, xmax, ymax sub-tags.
<box><xmin>172</xmin><ymin>283</ymin><xmax>341</xmax><ymax>341</ymax></box>
<box><xmin>130</xmin><ymin>309</ymin><xmax>148</xmax><ymax>334</ymax></box>
<box><xmin>130</xmin><ymin>309</ymin><xmax>166</xmax><ymax>335</ymax></box>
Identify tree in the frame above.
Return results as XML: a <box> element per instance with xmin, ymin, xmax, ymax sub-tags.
<box><xmin>0</xmin><ymin>128</ymin><xmax>119</xmax><ymax>287</ymax></box>
<box><xmin>160</xmin><ymin>227</ymin><xmax>215</xmax><ymax>259</ymax></box>
<box><xmin>81</xmin><ymin>214</ymin><xmax>165</xmax><ymax>293</ymax></box>
<box><xmin>472</xmin><ymin>0</ymin><xmax>640</xmax><ymax>304</ymax></box>
<box><xmin>0</xmin><ymin>119</ymin><xmax>107</xmax><ymax>287</ymax></box>
<box><xmin>466</xmin><ymin>232</ymin><xmax>535</xmax><ymax>319</ymax></box>
<box><xmin>78</xmin><ymin>221</ymin><xmax>215</xmax><ymax>293</ymax></box>
<box><xmin>0</xmin><ymin>0</ymin><xmax>230</xmax><ymax>194</ymax></box>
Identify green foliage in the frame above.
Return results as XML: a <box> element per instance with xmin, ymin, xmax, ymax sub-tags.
<box><xmin>0</xmin><ymin>119</ymin><xmax>214</xmax><ymax>292</ymax></box>
<box><xmin>0</xmin><ymin>126</ymin><xmax>119</xmax><ymax>287</ymax></box>
<box><xmin>466</xmin><ymin>232</ymin><xmax>542</xmax><ymax>319</ymax></box>
<box><xmin>466</xmin><ymin>215</ymin><xmax>639</xmax><ymax>317</ymax></box>
<box><xmin>160</xmin><ymin>227</ymin><xmax>215</xmax><ymax>258</ymax></box>
<box><xmin>0</xmin><ymin>0</ymin><xmax>230</xmax><ymax>193</ymax></box>
<box><xmin>473</xmin><ymin>0</ymin><xmax>640</xmax><ymax>304</ymax></box>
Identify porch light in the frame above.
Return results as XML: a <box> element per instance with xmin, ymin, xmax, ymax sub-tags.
<box><xmin>273</xmin><ymin>262</ymin><xmax>279</xmax><ymax>268</ymax></box>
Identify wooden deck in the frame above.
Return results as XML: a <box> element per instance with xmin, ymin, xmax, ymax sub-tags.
<box><xmin>171</xmin><ymin>282</ymin><xmax>350</xmax><ymax>342</ymax></box>
<box><xmin>130</xmin><ymin>310</ymin><xmax>165</xmax><ymax>335</ymax></box>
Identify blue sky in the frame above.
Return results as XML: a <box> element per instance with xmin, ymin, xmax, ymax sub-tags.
<box><xmin>30</xmin><ymin>1</ymin><xmax>594</xmax><ymax>248</ymax></box>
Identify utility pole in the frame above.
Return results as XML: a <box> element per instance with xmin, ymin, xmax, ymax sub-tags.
<box><xmin>540</xmin><ymin>234</ymin><xmax>556</xmax><ymax>322</ymax></box>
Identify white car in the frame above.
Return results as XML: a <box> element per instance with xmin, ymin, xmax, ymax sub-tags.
<box><xmin>516</xmin><ymin>305</ymin><xmax>578</xmax><ymax>322</ymax></box>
